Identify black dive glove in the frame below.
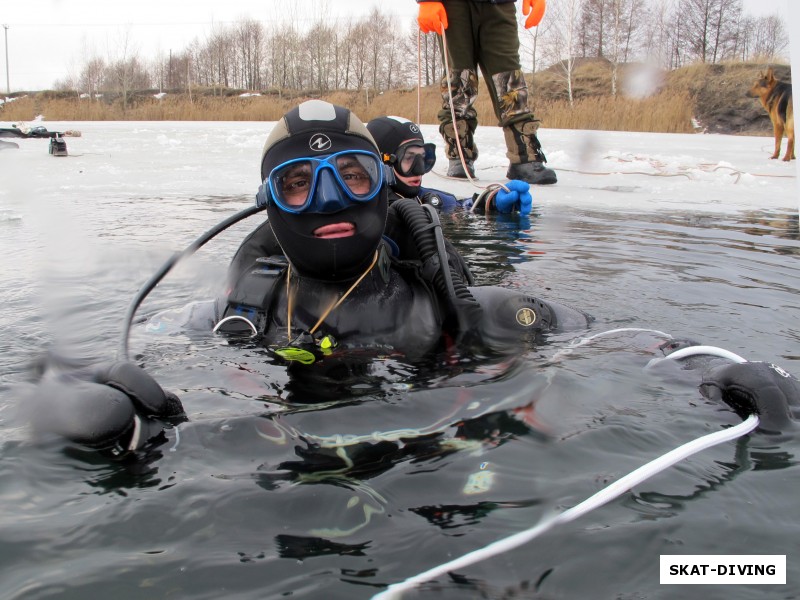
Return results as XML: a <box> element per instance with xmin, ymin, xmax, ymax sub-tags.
<box><xmin>700</xmin><ymin>362</ymin><xmax>800</xmax><ymax>434</ymax></box>
<box><xmin>30</xmin><ymin>360</ymin><xmax>183</xmax><ymax>455</ymax></box>
<box><xmin>651</xmin><ymin>342</ymin><xmax>799</xmax><ymax>434</ymax></box>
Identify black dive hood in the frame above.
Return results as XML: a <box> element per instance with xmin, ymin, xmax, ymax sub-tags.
<box><xmin>260</xmin><ymin>100</ymin><xmax>388</xmax><ymax>282</ymax></box>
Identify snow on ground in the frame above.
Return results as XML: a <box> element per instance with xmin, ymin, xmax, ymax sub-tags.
<box><xmin>2</xmin><ymin>120</ymin><xmax>798</xmax><ymax>215</ymax></box>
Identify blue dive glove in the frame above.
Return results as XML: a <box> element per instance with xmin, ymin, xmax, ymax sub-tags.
<box><xmin>494</xmin><ymin>180</ymin><xmax>532</xmax><ymax>215</ymax></box>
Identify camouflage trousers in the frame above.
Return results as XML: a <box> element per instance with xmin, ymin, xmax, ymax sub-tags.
<box><xmin>438</xmin><ymin>68</ymin><xmax>544</xmax><ymax>164</ymax></box>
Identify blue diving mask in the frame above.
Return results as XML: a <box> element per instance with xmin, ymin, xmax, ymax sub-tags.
<box><xmin>264</xmin><ymin>150</ymin><xmax>385</xmax><ymax>214</ymax></box>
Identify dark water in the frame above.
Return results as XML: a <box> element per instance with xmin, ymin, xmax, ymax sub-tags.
<box><xmin>1</xmin><ymin>196</ymin><xmax>799</xmax><ymax>600</ymax></box>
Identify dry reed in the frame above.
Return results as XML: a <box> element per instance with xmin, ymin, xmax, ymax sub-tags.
<box><xmin>4</xmin><ymin>59</ymin><xmax>782</xmax><ymax>136</ymax></box>
<box><xmin>1</xmin><ymin>87</ymin><xmax>695</xmax><ymax>134</ymax></box>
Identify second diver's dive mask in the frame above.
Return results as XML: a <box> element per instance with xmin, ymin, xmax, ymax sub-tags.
<box><xmin>391</xmin><ymin>142</ymin><xmax>436</xmax><ymax>177</ymax></box>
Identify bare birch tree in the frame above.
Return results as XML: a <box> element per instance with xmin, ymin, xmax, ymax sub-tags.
<box><xmin>679</xmin><ymin>0</ymin><xmax>743</xmax><ymax>63</ymax></box>
<box><xmin>415</xmin><ymin>31</ymin><xmax>441</xmax><ymax>87</ymax></box>
<box><xmin>746</xmin><ymin>13</ymin><xmax>789</xmax><ymax>60</ymax></box>
<box><xmin>605</xmin><ymin>0</ymin><xmax>647</xmax><ymax>95</ymax></box>
<box><xmin>234</xmin><ymin>19</ymin><xmax>265</xmax><ymax>90</ymax></box>
<box><xmin>348</xmin><ymin>21</ymin><xmax>372</xmax><ymax>91</ymax></box>
<box><xmin>518</xmin><ymin>7</ymin><xmax>557</xmax><ymax>77</ymax></box>
<box><xmin>640</xmin><ymin>0</ymin><xmax>674</xmax><ymax>68</ymax></box>
<box><xmin>104</xmin><ymin>26</ymin><xmax>146</xmax><ymax>109</ymax></box>
<box><xmin>80</xmin><ymin>57</ymin><xmax>106</xmax><ymax>98</ymax></box>
<box><xmin>543</xmin><ymin>0</ymin><xmax>581</xmax><ymax>104</ymax></box>
<box><xmin>335</xmin><ymin>20</ymin><xmax>356</xmax><ymax>90</ymax></box>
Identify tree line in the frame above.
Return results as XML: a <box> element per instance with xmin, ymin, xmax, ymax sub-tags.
<box><xmin>55</xmin><ymin>0</ymin><xmax>788</xmax><ymax>103</ymax></box>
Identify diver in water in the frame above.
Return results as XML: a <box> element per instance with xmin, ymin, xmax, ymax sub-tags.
<box><xmin>365</xmin><ymin>115</ymin><xmax>532</xmax><ymax>215</ymax></box>
<box><xmin>25</xmin><ymin>100</ymin><xmax>800</xmax><ymax>456</ymax></box>
<box><xmin>27</xmin><ymin>100</ymin><xmax>582</xmax><ymax>455</ymax></box>
<box><xmin>218</xmin><ymin>100</ymin><xmax>583</xmax><ymax>357</ymax></box>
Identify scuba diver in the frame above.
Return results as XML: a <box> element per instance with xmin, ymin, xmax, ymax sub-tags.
<box><xmin>365</xmin><ymin>115</ymin><xmax>533</xmax><ymax>215</ymax></box>
<box><xmin>218</xmin><ymin>100</ymin><xmax>581</xmax><ymax>353</ymax></box>
<box><xmin>25</xmin><ymin>100</ymin><xmax>800</xmax><ymax>458</ymax></box>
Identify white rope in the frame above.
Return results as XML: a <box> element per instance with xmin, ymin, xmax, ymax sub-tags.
<box><xmin>550</xmin><ymin>327</ymin><xmax>673</xmax><ymax>361</ymax></box>
<box><xmin>646</xmin><ymin>345</ymin><xmax>748</xmax><ymax>368</ymax></box>
<box><xmin>416</xmin><ymin>29</ymin><xmax>422</xmax><ymax>125</ymax></box>
<box><xmin>440</xmin><ymin>28</ymin><xmax>478</xmax><ymax>188</ymax></box>
<box><xmin>371</xmin><ymin>413</ymin><xmax>760</xmax><ymax>600</ymax></box>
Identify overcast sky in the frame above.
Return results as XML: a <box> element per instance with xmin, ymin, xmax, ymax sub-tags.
<box><xmin>0</xmin><ymin>0</ymin><xmax>793</xmax><ymax>93</ymax></box>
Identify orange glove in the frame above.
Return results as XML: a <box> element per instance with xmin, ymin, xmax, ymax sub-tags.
<box><xmin>418</xmin><ymin>2</ymin><xmax>448</xmax><ymax>34</ymax></box>
<box><xmin>522</xmin><ymin>0</ymin><xmax>546</xmax><ymax>28</ymax></box>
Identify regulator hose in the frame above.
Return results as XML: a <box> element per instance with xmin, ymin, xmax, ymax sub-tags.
<box><xmin>119</xmin><ymin>204</ymin><xmax>266</xmax><ymax>360</ymax></box>
<box><xmin>389</xmin><ymin>199</ymin><xmax>482</xmax><ymax>338</ymax></box>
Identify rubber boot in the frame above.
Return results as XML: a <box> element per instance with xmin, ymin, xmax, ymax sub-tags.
<box><xmin>504</xmin><ymin>120</ymin><xmax>557</xmax><ymax>185</ymax></box>
<box><xmin>447</xmin><ymin>159</ymin><xmax>475</xmax><ymax>179</ymax></box>
<box><xmin>507</xmin><ymin>161</ymin><xmax>557</xmax><ymax>185</ymax></box>
<box><xmin>440</xmin><ymin>118</ymin><xmax>478</xmax><ymax>179</ymax></box>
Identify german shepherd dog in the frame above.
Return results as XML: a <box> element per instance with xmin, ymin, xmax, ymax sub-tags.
<box><xmin>747</xmin><ymin>67</ymin><xmax>795</xmax><ymax>161</ymax></box>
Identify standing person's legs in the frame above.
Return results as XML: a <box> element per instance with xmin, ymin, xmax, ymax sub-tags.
<box><xmin>438</xmin><ymin>0</ymin><xmax>480</xmax><ymax>178</ymax></box>
<box><xmin>477</xmin><ymin>2</ymin><xmax>557</xmax><ymax>184</ymax></box>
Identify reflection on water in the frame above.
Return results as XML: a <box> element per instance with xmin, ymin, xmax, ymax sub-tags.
<box><xmin>445</xmin><ymin>208</ymin><xmax>800</xmax><ymax>363</ymax></box>
<box><xmin>0</xmin><ymin>198</ymin><xmax>799</xmax><ymax>599</ymax></box>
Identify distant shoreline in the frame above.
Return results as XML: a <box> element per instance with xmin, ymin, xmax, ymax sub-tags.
<box><xmin>1</xmin><ymin>61</ymin><xmax>786</xmax><ymax>137</ymax></box>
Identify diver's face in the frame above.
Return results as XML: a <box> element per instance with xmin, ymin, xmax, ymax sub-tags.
<box><xmin>394</xmin><ymin>146</ymin><xmax>425</xmax><ymax>189</ymax></box>
<box><xmin>334</xmin><ymin>154</ymin><xmax>374</xmax><ymax>196</ymax></box>
<box><xmin>270</xmin><ymin>151</ymin><xmax>381</xmax><ymax>213</ymax></box>
<box><xmin>278</xmin><ymin>157</ymin><xmax>373</xmax><ymax>208</ymax></box>
<box><xmin>265</xmin><ymin>149</ymin><xmax>389</xmax><ymax>282</ymax></box>
<box><xmin>279</xmin><ymin>163</ymin><xmax>313</xmax><ymax>207</ymax></box>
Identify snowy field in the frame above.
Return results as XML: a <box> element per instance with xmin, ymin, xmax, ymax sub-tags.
<box><xmin>2</xmin><ymin>119</ymin><xmax>798</xmax><ymax>217</ymax></box>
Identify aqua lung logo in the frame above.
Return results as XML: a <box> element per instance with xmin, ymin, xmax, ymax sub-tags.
<box><xmin>409</xmin><ymin>124</ymin><xmax>420</xmax><ymax>133</ymax></box>
<box><xmin>309</xmin><ymin>133</ymin><xmax>332</xmax><ymax>152</ymax></box>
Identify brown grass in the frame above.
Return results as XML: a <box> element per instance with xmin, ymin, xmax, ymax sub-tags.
<box><xmin>533</xmin><ymin>92</ymin><xmax>694</xmax><ymax>133</ymax></box>
<box><xmin>1</xmin><ymin>86</ymin><xmax>694</xmax><ymax>134</ymax></box>
<box><xmin>0</xmin><ymin>60</ymin><xmax>779</xmax><ymax>136</ymax></box>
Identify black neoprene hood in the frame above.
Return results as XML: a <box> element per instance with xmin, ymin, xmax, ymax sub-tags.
<box><xmin>260</xmin><ymin>100</ymin><xmax>388</xmax><ymax>283</ymax></box>
<box><xmin>366</xmin><ymin>116</ymin><xmax>425</xmax><ymax>159</ymax></box>
<box><xmin>261</xmin><ymin>101</ymin><xmax>379</xmax><ymax>180</ymax></box>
